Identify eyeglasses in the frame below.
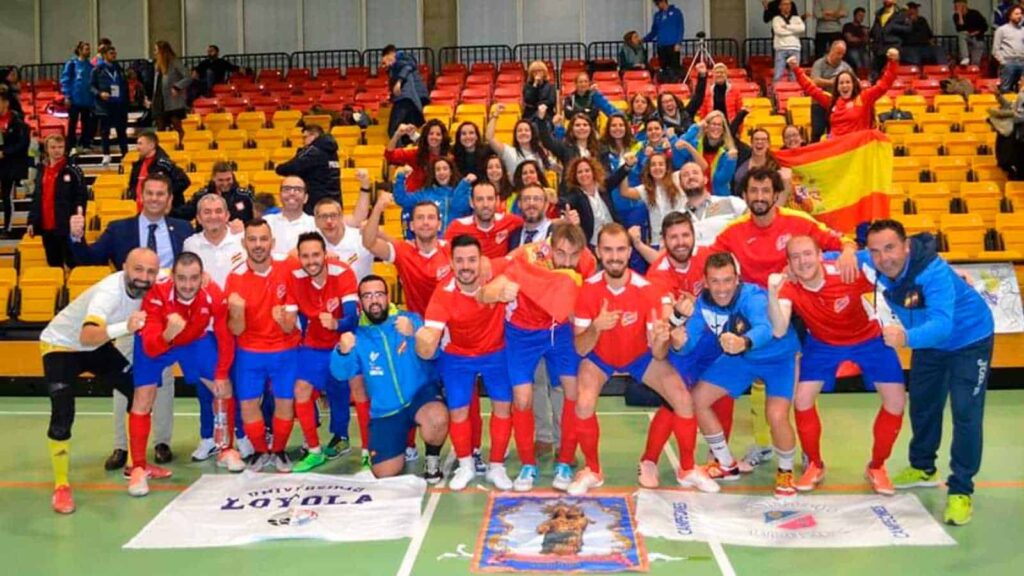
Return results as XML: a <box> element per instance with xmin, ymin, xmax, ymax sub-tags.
<box><xmin>316</xmin><ymin>212</ymin><xmax>341</xmax><ymax>221</ymax></box>
<box><xmin>359</xmin><ymin>291</ymin><xmax>387</xmax><ymax>300</ymax></box>
<box><xmin>281</xmin><ymin>185</ymin><xmax>306</xmax><ymax>193</ymax></box>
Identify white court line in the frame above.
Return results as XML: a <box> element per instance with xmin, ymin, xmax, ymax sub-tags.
<box><xmin>396</xmin><ymin>450</ymin><xmax>455</xmax><ymax>576</ymax></box>
<box><xmin>0</xmin><ymin>410</ymin><xmax>653</xmax><ymax>417</ymax></box>
<box><xmin>649</xmin><ymin>413</ymin><xmax>736</xmax><ymax>576</ymax></box>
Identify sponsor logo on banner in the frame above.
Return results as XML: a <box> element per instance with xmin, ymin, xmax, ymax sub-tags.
<box><xmin>764</xmin><ymin>510</ymin><xmax>818</xmax><ymax>531</ymax></box>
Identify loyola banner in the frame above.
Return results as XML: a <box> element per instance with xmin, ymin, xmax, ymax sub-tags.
<box><xmin>636</xmin><ymin>491</ymin><xmax>956</xmax><ymax>549</ymax></box>
<box><xmin>775</xmin><ymin>130</ymin><xmax>893</xmax><ymax>233</ymax></box>
<box><xmin>124</xmin><ymin>472</ymin><xmax>426</xmax><ymax>549</ymax></box>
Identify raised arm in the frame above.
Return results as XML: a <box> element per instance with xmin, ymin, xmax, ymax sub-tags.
<box><xmin>792</xmin><ymin>60</ymin><xmax>832</xmax><ymax>108</ymax></box>
<box><xmin>486</xmin><ymin>104</ymin><xmax>507</xmax><ymax>154</ymax></box>
<box><xmin>362</xmin><ymin>190</ymin><xmax>395</xmax><ymax>260</ymax></box>
<box><xmin>767</xmin><ymin>274</ymin><xmax>794</xmax><ymax>338</ymax></box>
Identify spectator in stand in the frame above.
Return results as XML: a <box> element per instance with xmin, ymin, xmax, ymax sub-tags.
<box><xmin>699</xmin><ymin>63</ymin><xmax>745</xmax><ymax>131</ymax></box>
<box><xmin>27</xmin><ymin>134</ymin><xmax>86</xmax><ymax>267</ymax></box>
<box><xmin>843</xmin><ymin>7</ymin><xmax>871</xmax><ymax>71</ymax></box>
<box><xmin>790</xmin><ymin>48</ymin><xmax>899</xmax><ymax>138</ymax></box>
<box><xmin>148</xmin><ymin>41</ymin><xmax>191</xmax><ymax>141</ymax></box>
<box><xmin>91</xmin><ymin>38</ymin><xmax>112</xmax><ymax>66</ymax></box>
<box><xmin>536</xmin><ymin>107</ymin><xmax>602</xmax><ymax>169</ymax></box>
<box><xmin>563</xmin><ymin>72</ymin><xmax>601</xmax><ymax>124</ymax></box>
<box><xmin>813</xmin><ymin>1</ymin><xmax>847</xmax><ymax>58</ymax></box>
<box><xmin>193</xmin><ymin>45</ymin><xmax>244</xmax><ymax>97</ymax></box>
<box><xmin>382</xmin><ymin>44</ymin><xmax>430</xmax><ymax>138</ymax></box>
<box><xmin>523</xmin><ymin>61</ymin><xmax>556</xmax><ymax>124</ymax></box>
<box><xmin>782</xmin><ymin>124</ymin><xmax>808</xmax><ymax>149</ymax></box>
<box><xmin>386</xmin><ymin>119</ymin><xmax>451</xmax><ymax>192</ymax></box>
<box><xmin>61</xmin><ymin>41</ymin><xmax>96</xmax><ymax>154</ymax></box>
<box><xmin>337</xmin><ymin>104</ymin><xmax>370</xmax><ymax>129</ymax></box>
<box><xmin>173</xmin><ymin>161</ymin><xmax>254</xmax><ymax>229</ymax></box>
<box><xmin>275</xmin><ymin>123</ymin><xmax>342</xmax><ymax>213</ymax></box>
<box><xmin>773</xmin><ymin>1</ymin><xmax>807</xmax><ymax>82</ymax></box>
<box><xmin>619</xmin><ymin>31</ymin><xmax>649</xmax><ymax>71</ymax></box>
<box><xmin>993</xmin><ymin>1</ymin><xmax>1018</xmax><ymax>29</ymax></box>
<box><xmin>869</xmin><ymin>1</ymin><xmax>911</xmax><ymax>80</ymax></box>
<box><xmin>453</xmin><ymin>121</ymin><xmax>489</xmax><ymax>181</ymax></box>
<box><xmin>807</xmin><ymin>40</ymin><xmax>853</xmax><ymax>141</ymax></box>
<box><xmin>656</xmin><ymin>62</ymin><xmax>707</xmax><ymax>136</ymax></box>
<box><xmin>733</xmin><ymin>128</ymin><xmax>780</xmax><ymax>193</ymax></box>
<box><xmin>393</xmin><ymin>160</ymin><xmax>474</xmax><ymax>238</ymax></box>
<box><xmin>645</xmin><ymin>0</ymin><xmax>685</xmax><ymax>82</ymax></box>
<box><xmin>953</xmin><ymin>0</ymin><xmax>988</xmax><ymax>66</ymax></box>
<box><xmin>618</xmin><ymin>153</ymin><xmax>687</xmax><ymax>248</ymax></box>
<box><xmin>560</xmin><ymin>155</ymin><xmax>633</xmax><ymax>248</ymax></box>
<box><xmin>487</xmin><ymin>154</ymin><xmax>516</xmax><ymax>212</ymax></box>
<box><xmin>993</xmin><ymin>5</ymin><xmax>1024</xmax><ymax>94</ymax></box>
<box><xmin>688</xmin><ymin>111</ymin><xmax>739</xmax><ymax>197</ymax></box>
<box><xmin>0</xmin><ymin>67</ymin><xmax>23</xmax><ymax>116</ymax></box>
<box><xmin>626</xmin><ymin>93</ymin><xmax>655</xmax><ymax>135</ymax></box>
<box><xmin>91</xmin><ymin>44</ymin><xmax>129</xmax><ymax>167</ymax></box>
<box><xmin>487</xmin><ymin>106</ymin><xmax>553</xmax><ymax>176</ymax></box>
<box><xmin>0</xmin><ymin>87</ymin><xmax>29</xmax><ymax>237</ymax></box>
<box><xmin>127</xmin><ymin>131</ymin><xmax>191</xmax><ymax>213</ymax></box>
<box><xmin>903</xmin><ymin>3</ymin><xmax>947</xmax><ymax>66</ymax></box>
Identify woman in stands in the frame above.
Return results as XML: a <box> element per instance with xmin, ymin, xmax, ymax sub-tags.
<box><xmin>599</xmin><ymin>114</ymin><xmax>649</xmax><ymax>270</ymax></box>
<box><xmin>732</xmin><ymin>127</ymin><xmax>794</xmax><ymax>203</ymax></box>
<box><xmin>483</xmin><ymin>154</ymin><xmax>515</xmax><ymax>213</ymax></box>
<box><xmin>627</xmin><ymin>93</ymin><xmax>655</xmax><ymax>135</ymax></box>
<box><xmin>654</xmin><ymin>62</ymin><xmax>706</xmax><ymax>136</ymax></box>
<box><xmin>771</xmin><ymin>0</ymin><xmax>805</xmax><ymax>82</ymax></box>
<box><xmin>386</xmin><ymin>119</ymin><xmax>451</xmax><ymax>192</ymax></box>
<box><xmin>522</xmin><ymin>61</ymin><xmax>556</xmax><ymax>124</ymax></box>
<box><xmin>787</xmin><ymin>48</ymin><xmax>900</xmax><ymax>137</ymax></box>
<box><xmin>562</xmin><ymin>72</ymin><xmax>600</xmax><ymax>123</ymax></box>
<box><xmin>27</xmin><ymin>134</ymin><xmax>87</xmax><ymax>267</ymax></box>
<box><xmin>559</xmin><ymin>156</ymin><xmax>633</xmax><ymax>248</ymax></box>
<box><xmin>0</xmin><ymin>87</ymin><xmax>28</xmax><ymax>238</ymax></box>
<box><xmin>149</xmin><ymin>40</ymin><xmax>191</xmax><ymax>141</ymax></box>
<box><xmin>535</xmin><ymin>109</ymin><xmax>602</xmax><ymax>169</ymax></box>
<box><xmin>392</xmin><ymin>158</ymin><xmax>472</xmax><ymax>238</ymax></box>
<box><xmin>781</xmin><ymin>124</ymin><xmax>806</xmax><ymax>149</ymax></box>
<box><xmin>453</xmin><ymin>121</ymin><xmax>489</xmax><ymax>181</ymax></box>
<box><xmin>618</xmin><ymin>153</ymin><xmax>686</xmax><ymax>249</ymax></box>
<box><xmin>685</xmin><ymin>110</ymin><xmax>739</xmax><ymax>197</ymax></box>
<box><xmin>641</xmin><ymin>117</ymin><xmax>704</xmax><ymax>172</ymax></box>
<box><xmin>700</xmin><ymin>63</ymin><xmax>747</xmax><ymax>133</ymax></box>
<box><xmin>486</xmin><ymin>106</ymin><xmax>553</xmax><ymax>177</ymax></box>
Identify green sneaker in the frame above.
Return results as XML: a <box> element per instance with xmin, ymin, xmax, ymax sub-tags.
<box><xmin>944</xmin><ymin>495</ymin><xmax>972</xmax><ymax>526</ymax></box>
<box><xmin>891</xmin><ymin>466</ymin><xmax>940</xmax><ymax>489</ymax></box>
<box><xmin>360</xmin><ymin>450</ymin><xmax>371</xmax><ymax>471</ymax></box>
<box><xmin>292</xmin><ymin>451</ymin><xmax>328</xmax><ymax>473</ymax></box>
<box><xmin>323</xmin><ymin>436</ymin><xmax>351</xmax><ymax>460</ymax></box>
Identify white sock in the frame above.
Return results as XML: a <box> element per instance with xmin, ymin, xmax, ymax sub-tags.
<box><xmin>775</xmin><ymin>446</ymin><xmax>796</xmax><ymax>471</ymax></box>
<box><xmin>706</xmin><ymin>433</ymin><xmax>735</xmax><ymax>467</ymax></box>
<box><xmin>459</xmin><ymin>456</ymin><xmax>474</xmax><ymax>470</ymax></box>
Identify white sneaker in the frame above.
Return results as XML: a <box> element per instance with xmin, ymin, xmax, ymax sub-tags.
<box><xmin>128</xmin><ymin>467</ymin><xmax>149</xmax><ymax>497</ymax></box>
<box><xmin>486</xmin><ymin>463</ymin><xmax>514</xmax><ymax>491</ymax></box>
<box><xmin>101</xmin><ymin>155</ymin><xmax>112</xmax><ymax>167</ymax></box>
<box><xmin>552</xmin><ymin>463</ymin><xmax>573</xmax><ymax>491</ymax></box>
<box><xmin>272</xmin><ymin>452</ymin><xmax>293</xmax><ymax>473</ymax></box>
<box><xmin>677</xmin><ymin>467</ymin><xmax>720</xmax><ymax>493</ymax></box>
<box><xmin>191</xmin><ymin>438</ymin><xmax>219</xmax><ymax>462</ymax></box>
<box><xmin>236</xmin><ymin>436</ymin><xmax>255</xmax><ymax>459</ymax></box>
<box><xmin>567</xmin><ymin>467</ymin><xmax>604</xmax><ymax>496</ymax></box>
<box><xmin>742</xmin><ymin>445</ymin><xmax>774</xmax><ymax>468</ymax></box>
<box><xmin>405</xmin><ymin>446</ymin><xmax>420</xmax><ymax>463</ymax></box>
<box><xmin>638</xmin><ymin>460</ymin><xmax>660</xmax><ymax>488</ymax></box>
<box><xmin>449</xmin><ymin>457</ymin><xmax>476</xmax><ymax>491</ymax></box>
<box><xmin>959</xmin><ymin>58</ymin><xmax>970</xmax><ymax>66</ymax></box>
<box><xmin>513</xmin><ymin>465</ymin><xmax>538</xmax><ymax>492</ymax></box>
<box><xmin>217</xmin><ymin>448</ymin><xmax>246</xmax><ymax>473</ymax></box>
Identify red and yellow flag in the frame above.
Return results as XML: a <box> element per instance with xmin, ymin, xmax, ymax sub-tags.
<box><xmin>774</xmin><ymin>130</ymin><xmax>892</xmax><ymax>233</ymax></box>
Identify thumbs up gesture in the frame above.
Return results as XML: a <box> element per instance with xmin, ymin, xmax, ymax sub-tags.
<box><xmin>563</xmin><ymin>203</ymin><xmax>580</xmax><ymax>226</ymax></box>
<box><xmin>70</xmin><ymin>206</ymin><xmax>85</xmax><ymax>240</ymax></box>
<box><xmin>592</xmin><ymin>299</ymin><xmax>622</xmax><ymax>332</ymax></box>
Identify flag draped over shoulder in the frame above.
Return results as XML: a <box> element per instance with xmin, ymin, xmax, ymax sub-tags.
<box><xmin>502</xmin><ymin>244</ymin><xmax>587</xmax><ymax>324</ymax></box>
<box><xmin>774</xmin><ymin>129</ymin><xmax>892</xmax><ymax>233</ymax></box>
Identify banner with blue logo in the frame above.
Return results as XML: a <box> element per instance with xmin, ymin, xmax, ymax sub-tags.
<box><xmin>124</xmin><ymin>471</ymin><xmax>426</xmax><ymax>549</ymax></box>
<box><xmin>636</xmin><ymin>491</ymin><xmax>956</xmax><ymax>548</ymax></box>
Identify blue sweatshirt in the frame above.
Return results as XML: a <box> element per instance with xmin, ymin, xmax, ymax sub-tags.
<box><xmin>330</xmin><ymin>310</ymin><xmax>433</xmax><ymax>419</ymax></box>
<box><xmin>645</xmin><ymin>4</ymin><xmax>685</xmax><ymax>47</ymax></box>
<box><xmin>681</xmin><ymin>283</ymin><xmax>799</xmax><ymax>362</ymax></box>
<box><xmin>858</xmin><ymin>233</ymin><xmax>994</xmax><ymax>352</ymax></box>
<box><xmin>392</xmin><ymin>172</ymin><xmax>473</xmax><ymax>239</ymax></box>
<box><xmin>61</xmin><ymin>57</ymin><xmax>95</xmax><ymax>108</ymax></box>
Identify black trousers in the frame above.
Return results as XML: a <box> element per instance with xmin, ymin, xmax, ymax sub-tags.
<box><xmin>43</xmin><ymin>343</ymin><xmax>133</xmax><ymax>441</ymax></box>
<box><xmin>67</xmin><ymin>105</ymin><xmax>95</xmax><ymax>150</ymax></box>
<box><xmin>40</xmin><ymin>231</ymin><xmax>72</xmax><ymax>268</ymax></box>
<box><xmin>0</xmin><ymin>175</ymin><xmax>15</xmax><ymax>232</ymax></box>
<box><xmin>657</xmin><ymin>45</ymin><xmax>682</xmax><ymax>81</ymax></box>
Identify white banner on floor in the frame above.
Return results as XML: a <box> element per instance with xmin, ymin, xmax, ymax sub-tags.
<box><xmin>635</xmin><ymin>491</ymin><xmax>956</xmax><ymax>549</ymax></box>
<box><xmin>124</xmin><ymin>472</ymin><xmax>426</xmax><ymax>549</ymax></box>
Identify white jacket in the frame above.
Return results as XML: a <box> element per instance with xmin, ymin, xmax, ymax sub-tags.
<box><xmin>772</xmin><ymin>14</ymin><xmax>806</xmax><ymax>51</ymax></box>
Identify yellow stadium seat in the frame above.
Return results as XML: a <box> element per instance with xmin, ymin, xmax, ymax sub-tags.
<box><xmin>966</xmin><ymin>93</ymin><xmax>998</xmax><ymax>112</ymax></box>
<box><xmin>364</xmin><ymin>125</ymin><xmax>389</xmax><ymax>146</ymax></box>
<box><xmin>250</xmin><ymin>171</ymin><xmax>284</xmax><ymax>194</ymax></box>
<box><xmin>182</xmin><ymin>131</ymin><xmax>214</xmax><ymax>151</ymax></box>
<box><xmin>235</xmin><ymin>111</ymin><xmax>267</xmax><ymax>133</ymax></box>
<box><xmin>302</xmin><ymin>114</ymin><xmax>332</xmax><ymax>130</ymax></box>
<box><xmin>996</xmin><ymin>213</ymin><xmax>1024</xmax><ymax>253</ymax></box>
<box><xmin>940</xmin><ymin>213</ymin><xmax>986</xmax><ymax>257</ymax></box>
<box><xmin>253</xmin><ymin>128</ymin><xmax>286</xmax><ymax>149</ymax></box>
<box><xmin>895</xmin><ymin>95</ymin><xmax>927</xmax><ymax>118</ymax></box>
<box><xmin>933</xmin><ymin>94</ymin><xmax>966</xmax><ymax>115</ymax></box>
<box><xmin>742</xmin><ymin>97</ymin><xmax>773</xmax><ymax>113</ymax></box>
<box><xmin>17</xmin><ymin>237</ymin><xmax>48</xmax><ymax>271</ymax></box>
<box><xmin>1006</xmin><ymin>181</ymin><xmax>1024</xmax><ymax>207</ymax></box>
<box><xmin>930</xmin><ymin>156</ymin><xmax>970</xmax><ymax>184</ymax></box>
<box><xmin>217</xmin><ymin>138</ymin><xmax>246</xmax><ymax>151</ymax></box>
<box><xmin>202</xmin><ymin>112</ymin><xmax>234</xmax><ymax>135</ymax></box>
<box><xmin>331</xmin><ymin>126</ymin><xmax>362</xmax><ymax>148</ymax></box>
<box><xmin>272</xmin><ymin>109</ymin><xmax>303</xmax><ymax>128</ymax></box>
<box><xmin>216</xmin><ymin>128</ymin><xmax>248</xmax><ymax>144</ymax></box>
<box><xmin>165</xmin><ymin>149</ymin><xmax>191</xmax><ymax>167</ymax></box>
<box><xmin>972</xmin><ymin>166</ymin><xmax>1007</xmax><ymax>184</ymax></box>
<box><xmin>456</xmin><ymin>103</ymin><xmax>487</xmax><ymax>116</ymax></box>
<box><xmin>352</xmin><ymin>145</ymin><xmax>386</xmax><ymax>161</ymax></box>
<box><xmin>66</xmin><ymin>265</ymin><xmax>111</xmax><ymax>301</ymax></box>
<box><xmin>917</xmin><ymin>114</ymin><xmax>953</xmax><ymax>134</ymax></box>
<box><xmin>958</xmin><ymin>111</ymin><xmax>991</xmax><ymax>134</ymax></box>
<box><xmin>883</xmin><ymin>119</ymin><xmax>915</xmax><ymax>135</ymax></box>
<box><xmin>942</xmin><ymin>133</ymin><xmax>981</xmax><ymax>156</ymax></box>
<box><xmin>0</xmin><ymin>268</ymin><xmax>14</xmax><ymax>322</ymax></box>
<box><xmin>892</xmin><ymin>156</ymin><xmax>927</xmax><ymax>182</ymax></box>
<box><xmin>119</xmin><ymin>149</ymin><xmax>140</xmax><ymax>167</ymax></box>
<box><xmin>153</xmin><ymin>130</ymin><xmax>181</xmax><ymax>150</ymax></box>
<box><xmin>907</xmin><ymin>182</ymin><xmax>953</xmax><ymax>216</ymax></box>
<box><xmin>271</xmin><ymin>147</ymin><xmax>297</xmax><ymax>166</ymax></box>
<box><xmin>895</xmin><ymin>213</ymin><xmax>937</xmax><ymax>235</ymax></box>
<box><xmin>902</xmin><ymin>134</ymin><xmax>940</xmax><ymax>157</ymax></box>
<box><xmin>18</xmin><ymin>267</ymin><xmax>65</xmax><ymax>322</ymax></box>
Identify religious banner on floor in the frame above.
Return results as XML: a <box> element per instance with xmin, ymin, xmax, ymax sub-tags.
<box><xmin>474</xmin><ymin>492</ymin><xmax>648</xmax><ymax>573</ymax></box>
<box><xmin>124</xmin><ymin>472</ymin><xmax>426</xmax><ymax>549</ymax></box>
<box><xmin>636</xmin><ymin>491</ymin><xmax>956</xmax><ymax>549</ymax></box>
<box><xmin>956</xmin><ymin>262</ymin><xmax>1024</xmax><ymax>333</ymax></box>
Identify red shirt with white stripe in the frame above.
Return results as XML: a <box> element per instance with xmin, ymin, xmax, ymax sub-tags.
<box><xmin>388</xmin><ymin>239</ymin><xmax>451</xmax><ymax>316</ymax></box>
<box><xmin>424</xmin><ymin>278</ymin><xmax>506</xmax><ymax>356</ymax></box>
<box><xmin>444</xmin><ymin>213</ymin><xmax>525</xmax><ymax>258</ymax></box>
<box><xmin>505</xmin><ymin>241</ymin><xmax>597</xmax><ymax>331</ymax></box>
<box><xmin>287</xmin><ymin>261</ymin><xmax>358</xmax><ymax>350</ymax></box>
<box><xmin>645</xmin><ymin>247</ymin><xmax>709</xmax><ymax>301</ymax></box>
<box><xmin>224</xmin><ymin>258</ymin><xmax>300</xmax><ymax>352</ymax></box>
<box><xmin>573</xmin><ymin>270</ymin><xmax>660</xmax><ymax>368</ymax></box>
<box><xmin>778</xmin><ymin>262</ymin><xmax>879</xmax><ymax>346</ymax></box>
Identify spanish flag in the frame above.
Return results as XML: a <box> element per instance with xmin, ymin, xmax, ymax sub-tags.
<box><xmin>774</xmin><ymin>130</ymin><xmax>892</xmax><ymax>233</ymax></box>
<box><xmin>501</xmin><ymin>243</ymin><xmax>591</xmax><ymax>324</ymax></box>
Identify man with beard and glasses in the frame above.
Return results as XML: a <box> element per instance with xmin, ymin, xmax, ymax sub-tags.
<box><xmin>416</xmin><ymin>235</ymin><xmax>515</xmax><ymax>491</ymax></box>
<box><xmin>315</xmin><ymin>169</ymin><xmax>374</xmax><ymax>281</ymax></box>
<box><xmin>40</xmin><ymin>248</ymin><xmax>160</xmax><ymax>514</ymax></box>
<box><xmin>445</xmin><ymin>182</ymin><xmax>525</xmax><ymax>258</ymax></box>
<box><xmin>287</xmin><ymin>232</ymin><xmax>359</xmax><ymax>473</ymax></box>
<box><xmin>331</xmin><ymin>276</ymin><xmax>448</xmax><ymax>484</ymax></box>
<box><xmin>225</xmin><ymin>219</ymin><xmax>301</xmax><ymax>473</ymax></box>
<box><xmin>479</xmin><ymin>222</ymin><xmax>596</xmax><ymax>492</ymax></box>
<box><xmin>569</xmin><ymin>223</ymin><xmax>718</xmax><ymax>496</ymax></box>
<box><xmin>766</xmin><ymin>236</ymin><xmax>905</xmax><ymax>496</ymax></box>
<box><xmin>676</xmin><ymin>252</ymin><xmax>801</xmax><ymax>498</ymax></box>
<box><xmin>128</xmin><ymin>252</ymin><xmax>241</xmax><ymax>498</ymax></box>
<box><xmin>509</xmin><ymin>184</ymin><xmax>555</xmax><ymax>249</ymax></box>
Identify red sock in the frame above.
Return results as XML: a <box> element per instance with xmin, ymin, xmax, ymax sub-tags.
<box><xmin>470</xmin><ymin>386</ymin><xmax>483</xmax><ymax>450</ymax></box>
<box><xmin>576</xmin><ymin>415</ymin><xmax>601</xmax><ymax>474</ymax></box>
<box><xmin>243</xmin><ymin>418</ymin><xmax>269</xmax><ymax>453</ymax></box>
<box><xmin>512</xmin><ymin>406</ymin><xmax>536</xmax><ymax>466</ymax></box>
<box><xmin>870</xmin><ymin>408</ymin><xmax>903</xmax><ymax>469</ymax></box>
<box><xmin>673</xmin><ymin>415</ymin><xmax>698</xmax><ymax>472</ymax></box>
<box><xmin>488</xmin><ymin>413</ymin><xmax>513</xmax><ymax>464</ymax></box>
<box><xmin>295</xmin><ymin>399</ymin><xmax>320</xmax><ymax>450</ymax></box>
<box><xmin>557</xmin><ymin>398</ymin><xmax>578</xmax><ymax>465</ymax></box>
<box><xmin>794</xmin><ymin>406</ymin><xmax>823</xmax><ymax>467</ymax></box>
<box><xmin>224</xmin><ymin>397</ymin><xmax>236</xmax><ymax>449</ymax></box>
<box><xmin>271</xmin><ymin>416</ymin><xmax>294</xmax><ymax>453</ymax></box>
<box><xmin>406</xmin><ymin>427</ymin><xmax>416</xmax><ymax>449</ymax></box>
<box><xmin>354</xmin><ymin>400</ymin><xmax>371</xmax><ymax>449</ymax></box>
<box><xmin>711</xmin><ymin>396</ymin><xmax>735</xmax><ymax>440</ymax></box>
<box><xmin>450</xmin><ymin>417</ymin><xmax>472</xmax><ymax>458</ymax></box>
<box><xmin>128</xmin><ymin>412</ymin><xmax>151</xmax><ymax>470</ymax></box>
<box><xmin>642</xmin><ymin>406</ymin><xmax>675</xmax><ymax>463</ymax></box>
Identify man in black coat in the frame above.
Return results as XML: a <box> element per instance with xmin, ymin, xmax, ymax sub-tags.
<box><xmin>274</xmin><ymin>124</ymin><xmax>341</xmax><ymax>214</ymax></box>
<box><xmin>0</xmin><ymin>87</ymin><xmax>29</xmax><ymax>237</ymax></box>
<box><xmin>128</xmin><ymin>131</ymin><xmax>190</xmax><ymax>212</ymax></box>
<box><xmin>172</xmin><ymin>160</ymin><xmax>253</xmax><ymax>231</ymax></box>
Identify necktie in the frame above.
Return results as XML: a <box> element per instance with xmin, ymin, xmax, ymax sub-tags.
<box><xmin>147</xmin><ymin>223</ymin><xmax>158</xmax><ymax>252</ymax></box>
<box><xmin>523</xmin><ymin>229</ymin><xmax>538</xmax><ymax>244</ymax></box>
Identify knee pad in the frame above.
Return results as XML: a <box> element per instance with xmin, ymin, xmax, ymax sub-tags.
<box><xmin>48</xmin><ymin>384</ymin><xmax>75</xmax><ymax>441</ymax></box>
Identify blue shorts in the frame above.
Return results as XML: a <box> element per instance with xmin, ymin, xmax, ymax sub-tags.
<box><xmin>505</xmin><ymin>323</ymin><xmax>580</xmax><ymax>387</ymax></box>
<box><xmin>700</xmin><ymin>352</ymin><xmax>797</xmax><ymax>401</ymax></box>
<box><xmin>584</xmin><ymin>351</ymin><xmax>653</xmax><ymax>383</ymax></box>
<box><xmin>669</xmin><ymin>335</ymin><xmax>723</xmax><ymax>388</ymax></box>
<box><xmin>296</xmin><ymin>346</ymin><xmax>333</xmax><ymax>391</ymax></box>
<box><xmin>800</xmin><ymin>334</ymin><xmax>905</xmax><ymax>392</ymax></box>
<box><xmin>439</xmin><ymin>349</ymin><xmax>511</xmax><ymax>409</ymax></box>
<box><xmin>233</xmin><ymin>347</ymin><xmax>299</xmax><ymax>401</ymax></box>
<box><xmin>133</xmin><ymin>333</ymin><xmax>217</xmax><ymax>388</ymax></box>
<box><xmin>369</xmin><ymin>382</ymin><xmax>445</xmax><ymax>464</ymax></box>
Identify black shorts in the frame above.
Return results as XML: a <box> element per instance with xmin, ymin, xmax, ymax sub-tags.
<box><xmin>43</xmin><ymin>342</ymin><xmax>133</xmax><ymax>397</ymax></box>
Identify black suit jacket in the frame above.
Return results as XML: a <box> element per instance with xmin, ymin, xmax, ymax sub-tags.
<box><xmin>69</xmin><ymin>215</ymin><xmax>193</xmax><ymax>269</ymax></box>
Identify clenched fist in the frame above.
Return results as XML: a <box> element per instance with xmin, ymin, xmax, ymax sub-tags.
<box><xmin>337</xmin><ymin>331</ymin><xmax>356</xmax><ymax>355</ymax></box>
<box><xmin>127</xmin><ymin>310</ymin><xmax>147</xmax><ymax>334</ymax></box>
<box><xmin>163</xmin><ymin>312</ymin><xmax>187</xmax><ymax>341</ymax></box>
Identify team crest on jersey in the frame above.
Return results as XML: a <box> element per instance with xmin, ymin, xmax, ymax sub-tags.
<box><xmin>276</xmin><ymin>284</ymin><xmax>286</xmax><ymax>299</ymax></box>
<box><xmin>621</xmin><ymin>311</ymin><xmax>639</xmax><ymax>327</ymax></box>
<box><xmin>326</xmin><ymin>297</ymin><xmax>339</xmax><ymax>313</ymax></box>
<box><xmin>496</xmin><ymin>230</ymin><xmax>509</xmax><ymax>244</ymax></box>
<box><xmin>368</xmin><ymin>351</ymin><xmax>384</xmax><ymax>376</ymax></box>
<box><xmin>436</xmin><ymin>264</ymin><xmax>451</xmax><ymax>280</ymax></box>
<box><xmin>776</xmin><ymin>233</ymin><xmax>792</xmax><ymax>252</ymax></box>
<box><xmin>692</xmin><ymin>280</ymin><xmax>705</xmax><ymax>295</ymax></box>
<box><xmin>833</xmin><ymin>295</ymin><xmax>850</xmax><ymax>313</ymax></box>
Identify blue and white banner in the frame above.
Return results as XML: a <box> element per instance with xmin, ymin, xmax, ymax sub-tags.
<box><xmin>636</xmin><ymin>491</ymin><xmax>956</xmax><ymax>549</ymax></box>
<box><xmin>124</xmin><ymin>472</ymin><xmax>426</xmax><ymax>549</ymax></box>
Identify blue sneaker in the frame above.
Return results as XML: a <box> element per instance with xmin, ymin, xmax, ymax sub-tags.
<box><xmin>514</xmin><ymin>465</ymin><xmax>538</xmax><ymax>492</ymax></box>
<box><xmin>552</xmin><ymin>463</ymin><xmax>573</xmax><ymax>491</ymax></box>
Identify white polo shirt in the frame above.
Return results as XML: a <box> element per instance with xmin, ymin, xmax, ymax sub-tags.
<box><xmin>183</xmin><ymin>230</ymin><xmax>245</xmax><ymax>289</ymax></box>
<box><xmin>323</xmin><ymin>224</ymin><xmax>374</xmax><ymax>280</ymax></box>
<box><xmin>40</xmin><ymin>271</ymin><xmax>142</xmax><ymax>359</ymax></box>
<box><xmin>265</xmin><ymin>211</ymin><xmax>317</xmax><ymax>257</ymax></box>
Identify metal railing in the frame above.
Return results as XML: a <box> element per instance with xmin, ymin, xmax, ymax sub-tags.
<box><xmin>291</xmin><ymin>50</ymin><xmax>363</xmax><ymax>75</ymax></box>
<box><xmin>743</xmin><ymin>37</ymin><xmax>816</xmax><ymax>66</ymax></box>
<box><xmin>514</xmin><ymin>42</ymin><xmax>587</xmax><ymax>70</ymax></box>
<box><xmin>362</xmin><ymin>47</ymin><xmax>434</xmax><ymax>76</ymax></box>
<box><xmin>437</xmin><ymin>45</ymin><xmax>515</xmax><ymax>70</ymax></box>
<box><xmin>219</xmin><ymin>52</ymin><xmax>292</xmax><ymax>75</ymax></box>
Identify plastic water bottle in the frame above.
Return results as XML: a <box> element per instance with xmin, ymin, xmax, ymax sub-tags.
<box><xmin>213</xmin><ymin>398</ymin><xmax>229</xmax><ymax>450</ymax></box>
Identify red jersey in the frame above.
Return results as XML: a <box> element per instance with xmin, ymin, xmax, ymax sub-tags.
<box><xmin>444</xmin><ymin>213</ymin><xmax>525</xmax><ymax>259</ymax></box>
<box><xmin>778</xmin><ymin>262</ymin><xmax>879</xmax><ymax>346</ymax></box>
<box><xmin>573</xmin><ymin>270</ymin><xmax>660</xmax><ymax>368</ymax></box>
<box><xmin>389</xmin><ymin>239</ymin><xmax>451</xmax><ymax>315</ymax></box>
<box><xmin>139</xmin><ymin>278</ymin><xmax>234</xmax><ymax>379</ymax></box>
<box><xmin>287</xmin><ymin>261</ymin><xmax>358</xmax><ymax>350</ymax></box>
<box><xmin>505</xmin><ymin>241</ymin><xmax>597</xmax><ymax>330</ymax></box>
<box><xmin>645</xmin><ymin>247</ymin><xmax>709</xmax><ymax>301</ymax></box>
<box><xmin>424</xmin><ymin>278</ymin><xmax>506</xmax><ymax>356</ymax></box>
<box><xmin>224</xmin><ymin>258</ymin><xmax>301</xmax><ymax>352</ymax></box>
<box><xmin>711</xmin><ymin>207</ymin><xmax>848</xmax><ymax>288</ymax></box>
